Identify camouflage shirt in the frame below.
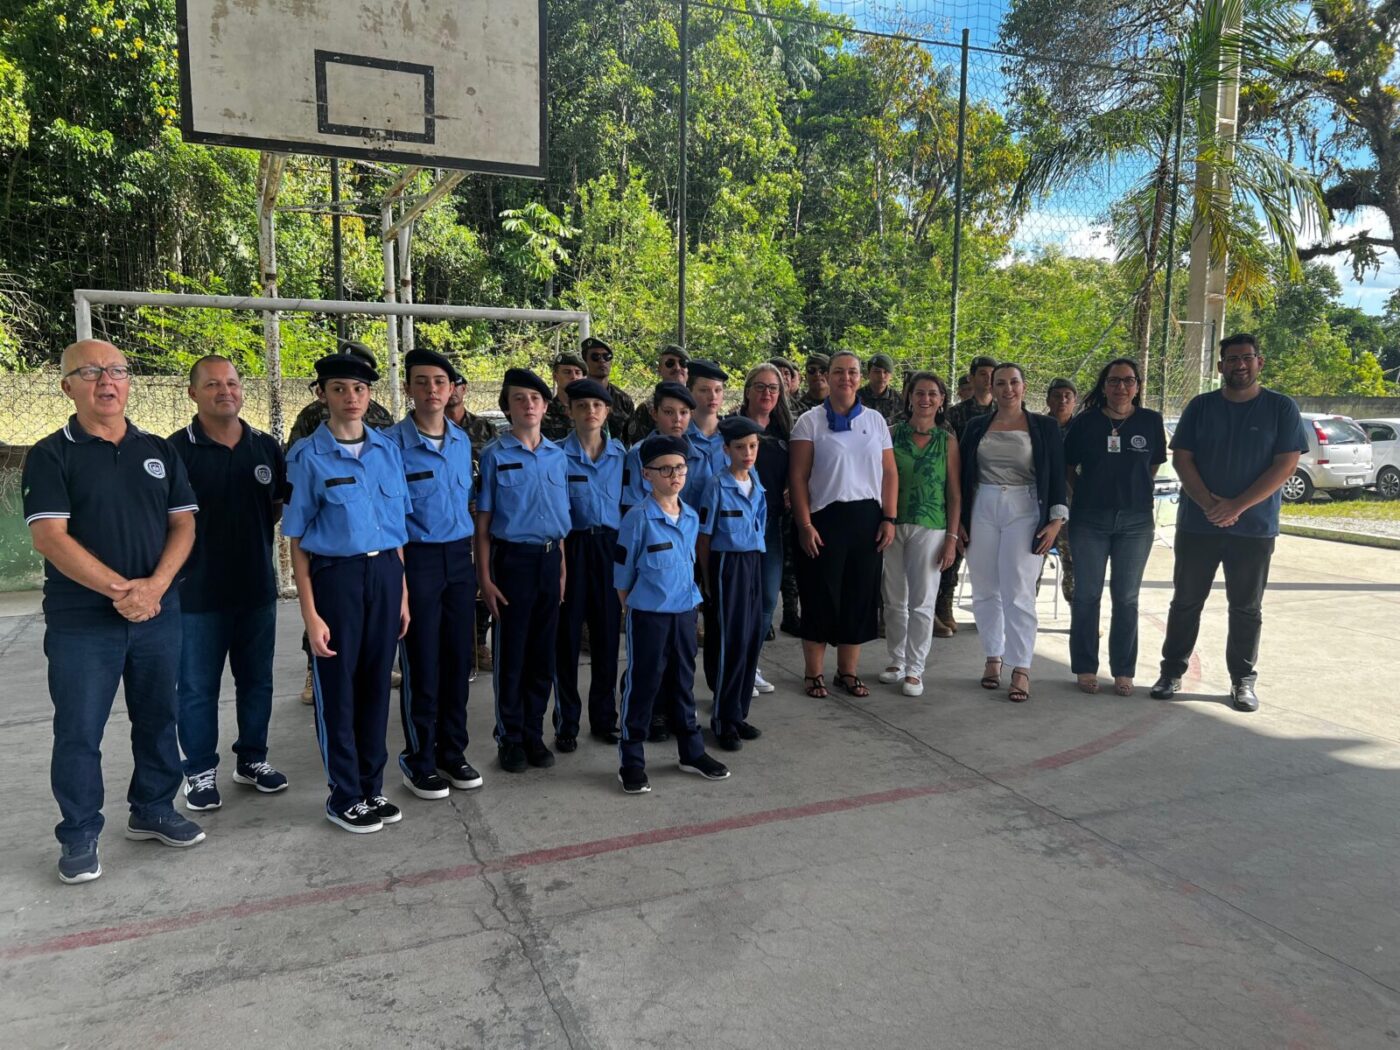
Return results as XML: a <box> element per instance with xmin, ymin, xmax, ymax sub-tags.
<box><xmin>541</xmin><ymin>396</ymin><xmax>574</xmax><ymax>442</ymax></box>
<box><xmin>620</xmin><ymin>402</ymin><xmax>657</xmax><ymax>447</ymax></box>
<box><xmin>451</xmin><ymin>409</ymin><xmax>500</xmax><ymax>463</ymax></box>
<box><xmin>945</xmin><ymin>397</ymin><xmax>995</xmax><ymax>441</ymax></box>
<box><xmin>858</xmin><ymin>383</ymin><xmax>902</xmax><ymax>423</ymax></box>
<box><xmin>794</xmin><ymin>392</ymin><xmax>827</xmax><ymax>416</ymax></box>
<box><xmin>605</xmin><ymin>384</ymin><xmax>636</xmax><ymax>431</ymax></box>
<box><xmin>284</xmin><ymin>397</ymin><xmax>395</xmax><ymax>451</ymax></box>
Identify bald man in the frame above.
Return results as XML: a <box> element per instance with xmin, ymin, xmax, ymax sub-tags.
<box><xmin>23</xmin><ymin>341</ymin><xmax>207</xmax><ymax>884</ymax></box>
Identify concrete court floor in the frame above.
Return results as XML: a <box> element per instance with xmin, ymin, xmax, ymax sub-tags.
<box><xmin>0</xmin><ymin>533</ymin><xmax>1398</xmax><ymax>1050</ymax></box>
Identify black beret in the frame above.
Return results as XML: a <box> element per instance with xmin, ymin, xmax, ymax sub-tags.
<box><xmin>718</xmin><ymin>415</ymin><xmax>765</xmax><ymax>443</ymax></box>
<box><xmin>686</xmin><ymin>359</ymin><xmax>728</xmax><ymax>383</ymax></box>
<box><xmin>658</xmin><ymin>343</ymin><xmax>690</xmax><ymax>364</ymax></box>
<box><xmin>501</xmin><ymin>367</ymin><xmax>551</xmax><ymax>401</ymax></box>
<box><xmin>580</xmin><ymin>336</ymin><xmax>613</xmax><ymax>354</ymax></box>
<box><xmin>652</xmin><ymin>381</ymin><xmax>696</xmax><ymax>409</ymax></box>
<box><xmin>314</xmin><ymin>353</ymin><xmax>378</xmax><ymax>385</ymax></box>
<box><xmin>336</xmin><ymin>340</ymin><xmax>379</xmax><ymax>369</ymax></box>
<box><xmin>403</xmin><ymin>348</ymin><xmax>456</xmax><ymax>380</ymax></box>
<box><xmin>564</xmin><ymin>378</ymin><xmax>613</xmax><ymax>406</ymax></box>
<box><xmin>639</xmin><ymin>433</ymin><xmax>691</xmax><ymax>466</ymax></box>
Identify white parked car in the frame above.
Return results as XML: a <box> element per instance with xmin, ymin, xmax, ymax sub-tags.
<box><xmin>1357</xmin><ymin>418</ymin><xmax>1400</xmax><ymax>500</ymax></box>
<box><xmin>1282</xmin><ymin>414</ymin><xmax>1373</xmax><ymax>503</ymax></box>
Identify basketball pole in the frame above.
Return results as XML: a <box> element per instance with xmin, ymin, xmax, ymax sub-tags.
<box><xmin>677</xmin><ymin>0</ymin><xmax>689</xmax><ymax>350</ymax></box>
<box><xmin>330</xmin><ymin>158</ymin><xmax>347</xmax><ymax>343</ymax></box>
<box><xmin>256</xmin><ymin>151</ymin><xmax>288</xmax><ymax>443</ymax></box>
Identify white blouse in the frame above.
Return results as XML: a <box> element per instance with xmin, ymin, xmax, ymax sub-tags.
<box><xmin>791</xmin><ymin>405</ymin><xmax>892</xmax><ymax>513</ymax></box>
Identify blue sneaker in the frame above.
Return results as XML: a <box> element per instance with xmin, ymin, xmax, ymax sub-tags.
<box><xmin>182</xmin><ymin>769</ymin><xmax>221</xmax><ymax>811</ymax></box>
<box><xmin>126</xmin><ymin>811</ymin><xmax>206</xmax><ymax>847</ymax></box>
<box><xmin>58</xmin><ymin>840</ymin><xmax>101</xmax><ymax>884</ymax></box>
<box><xmin>232</xmin><ymin>761</ymin><xmax>289</xmax><ymax>793</ymax></box>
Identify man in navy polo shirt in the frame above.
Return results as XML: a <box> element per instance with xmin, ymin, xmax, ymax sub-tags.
<box><xmin>169</xmin><ymin>355</ymin><xmax>290</xmax><ymax>812</ymax></box>
<box><xmin>23</xmin><ymin>339</ymin><xmax>207</xmax><ymax>885</ymax></box>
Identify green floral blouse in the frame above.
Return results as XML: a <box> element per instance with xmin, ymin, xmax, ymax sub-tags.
<box><xmin>891</xmin><ymin>423</ymin><xmax>949</xmax><ymax>530</ymax></box>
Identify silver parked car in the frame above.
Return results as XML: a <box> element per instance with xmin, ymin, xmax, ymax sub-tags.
<box><xmin>1282</xmin><ymin>414</ymin><xmax>1373</xmax><ymax>503</ymax></box>
<box><xmin>1357</xmin><ymin>418</ymin><xmax>1400</xmax><ymax>500</ymax></box>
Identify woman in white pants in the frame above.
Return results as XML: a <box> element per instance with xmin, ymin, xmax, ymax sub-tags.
<box><xmin>879</xmin><ymin>373</ymin><xmax>962</xmax><ymax>695</ymax></box>
<box><xmin>956</xmin><ymin>363</ymin><xmax>1067</xmax><ymax>702</ymax></box>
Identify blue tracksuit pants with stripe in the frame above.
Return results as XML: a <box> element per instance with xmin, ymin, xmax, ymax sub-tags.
<box><xmin>398</xmin><ymin>538</ymin><xmax>476</xmax><ymax>780</ymax></box>
<box><xmin>309</xmin><ymin>553</ymin><xmax>402</xmax><ymax>812</ymax></box>
<box><xmin>702</xmin><ymin>549</ymin><xmax>763</xmax><ymax>734</ymax></box>
<box><xmin>619</xmin><ymin>608</ymin><xmax>705</xmax><ymax>771</ymax></box>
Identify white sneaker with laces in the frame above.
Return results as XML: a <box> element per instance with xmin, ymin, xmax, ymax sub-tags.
<box><xmin>753</xmin><ymin>670</ymin><xmax>775</xmax><ymax>694</ymax></box>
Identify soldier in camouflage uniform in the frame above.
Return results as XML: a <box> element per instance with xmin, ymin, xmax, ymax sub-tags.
<box><xmin>446</xmin><ymin>372</ymin><xmax>501</xmax><ymax>674</ymax></box>
<box><xmin>793</xmin><ymin>352</ymin><xmax>830</xmax><ymax>415</ymax></box>
<box><xmin>581</xmin><ymin>336</ymin><xmax>636</xmax><ymax>434</ymax></box>
<box><xmin>542</xmin><ymin>352</ymin><xmax>586</xmax><ymax>442</ymax></box>
<box><xmin>621</xmin><ymin>344</ymin><xmax>690</xmax><ymax>446</ymax></box>
<box><xmin>859</xmin><ymin>353</ymin><xmax>902</xmax><ymax>423</ymax></box>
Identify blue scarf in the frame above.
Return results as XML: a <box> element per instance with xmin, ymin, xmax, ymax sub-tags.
<box><xmin>823</xmin><ymin>397</ymin><xmax>864</xmax><ymax>432</ymax></box>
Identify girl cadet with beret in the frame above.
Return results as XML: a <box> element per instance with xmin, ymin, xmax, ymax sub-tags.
<box><xmin>283</xmin><ymin>352</ymin><xmax>412</xmax><ymax>834</ymax></box>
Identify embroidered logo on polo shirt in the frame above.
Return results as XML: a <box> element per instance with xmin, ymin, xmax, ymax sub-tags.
<box><xmin>254</xmin><ymin>465</ymin><xmax>274</xmax><ymax>484</ymax></box>
<box><xmin>143</xmin><ymin>458</ymin><xmax>166</xmax><ymax>479</ymax></box>
<box><xmin>1130</xmin><ymin>435</ymin><xmax>1148</xmax><ymax>450</ymax></box>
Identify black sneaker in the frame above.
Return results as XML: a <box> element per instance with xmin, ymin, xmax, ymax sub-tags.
<box><xmin>524</xmin><ymin>741</ymin><xmax>556</xmax><ymax>768</ymax></box>
<box><xmin>402</xmin><ymin>770</ymin><xmax>451</xmax><ymax>799</ymax></box>
<box><xmin>679</xmin><ymin>753</ymin><xmax>731</xmax><ymax>781</ymax></box>
<box><xmin>367</xmin><ymin>795</ymin><xmax>402</xmax><ymax>824</ymax></box>
<box><xmin>498</xmin><ymin>742</ymin><xmax>528</xmax><ymax>773</ymax></box>
<box><xmin>1231</xmin><ymin>679</ymin><xmax>1260</xmax><ymax>712</ymax></box>
<box><xmin>779</xmin><ymin>619</ymin><xmax>802</xmax><ymax>637</ymax></box>
<box><xmin>715</xmin><ymin>732</ymin><xmax>742</xmax><ymax>752</ymax></box>
<box><xmin>590</xmin><ymin>727</ymin><xmax>620</xmax><ymax>745</ymax></box>
<box><xmin>232</xmin><ymin>761</ymin><xmax>289</xmax><ymax>793</ymax></box>
<box><xmin>618</xmin><ymin>767</ymin><xmax>651</xmax><ymax>794</ymax></box>
<box><xmin>648</xmin><ymin>720</ymin><xmax>672</xmax><ymax>743</ymax></box>
<box><xmin>555</xmin><ymin>734</ymin><xmax>578</xmax><ymax>753</ymax></box>
<box><xmin>436</xmin><ymin>760</ymin><xmax>484</xmax><ymax>790</ymax></box>
<box><xmin>1149</xmin><ymin>675</ymin><xmax>1181</xmax><ymax>700</ymax></box>
<box><xmin>736</xmin><ymin>721</ymin><xmax>762</xmax><ymax>741</ymax></box>
<box><xmin>326</xmin><ymin>801</ymin><xmax>382</xmax><ymax>834</ymax></box>
<box><xmin>58</xmin><ymin>840</ymin><xmax>101</xmax><ymax>884</ymax></box>
<box><xmin>126</xmin><ymin>810</ymin><xmax>207</xmax><ymax>847</ymax></box>
<box><xmin>182</xmin><ymin>769</ymin><xmax>221</xmax><ymax>811</ymax></box>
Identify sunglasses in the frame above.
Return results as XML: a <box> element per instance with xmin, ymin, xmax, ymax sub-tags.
<box><xmin>661</xmin><ymin>358</ymin><xmax>685</xmax><ymax>370</ymax></box>
<box><xmin>588</xmin><ymin>352</ymin><xmax>613</xmax><ymax>363</ymax></box>
<box><xmin>807</xmin><ymin>367</ymin><xmax>827</xmax><ymax>375</ymax></box>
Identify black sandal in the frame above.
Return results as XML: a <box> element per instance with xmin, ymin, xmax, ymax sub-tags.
<box><xmin>1009</xmin><ymin>668</ymin><xmax>1031</xmax><ymax>703</ymax></box>
<box><xmin>980</xmin><ymin>658</ymin><xmax>1003</xmax><ymax>690</ymax></box>
<box><xmin>804</xmin><ymin>674</ymin><xmax>828</xmax><ymax>698</ymax></box>
<box><xmin>833</xmin><ymin>672</ymin><xmax>869</xmax><ymax>698</ymax></box>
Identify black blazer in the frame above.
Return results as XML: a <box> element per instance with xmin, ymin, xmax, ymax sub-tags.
<box><xmin>959</xmin><ymin>410</ymin><xmax>1068</xmax><ymax>550</ymax></box>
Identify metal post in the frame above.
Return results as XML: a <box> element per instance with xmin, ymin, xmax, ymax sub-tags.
<box><xmin>330</xmin><ymin>158</ymin><xmax>347</xmax><ymax>342</ymax></box>
<box><xmin>397</xmin><ymin>219</ymin><xmax>415</xmax><ymax>355</ymax></box>
<box><xmin>677</xmin><ymin>0</ymin><xmax>689</xmax><ymax>348</ymax></box>
<box><xmin>1157</xmin><ymin>63</ymin><xmax>1188</xmax><ymax>414</ymax></box>
<box><xmin>381</xmin><ymin>203</ymin><xmax>402</xmax><ymax>418</ymax></box>
<box><xmin>257</xmin><ymin>152</ymin><xmax>287</xmax><ymax>443</ymax></box>
<box><xmin>74</xmin><ymin>294</ymin><xmax>92</xmax><ymax>341</ymax></box>
<box><xmin>947</xmin><ymin>28</ymin><xmax>971</xmax><ymax>380</ymax></box>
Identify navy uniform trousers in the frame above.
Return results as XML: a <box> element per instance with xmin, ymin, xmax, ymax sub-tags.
<box><xmin>310</xmin><ymin>552</ymin><xmax>403</xmax><ymax>812</ymax></box>
<box><xmin>398</xmin><ymin>538</ymin><xmax>476</xmax><ymax>780</ymax></box>
<box><xmin>702</xmin><ymin>549</ymin><xmax>764</xmax><ymax>734</ymax></box>
<box><xmin>554</xmin><ymin>528</ymin><xmax>621</xmax><ymax>737</ymax></box>
<box><xmin>493</xmin><ymin>541</ymin><xmax>562</xmax><ymax>746</ymax></box>
<box><xmin>619</xmin><ymin>609</ymin><xmax>705</xmax><ymax>770</ymax></box>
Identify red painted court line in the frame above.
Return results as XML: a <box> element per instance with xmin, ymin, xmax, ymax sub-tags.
<box><xmin>1</xmin><ymin>713</ymin><xmax>1168</xmax><ymax>964</ymax></box>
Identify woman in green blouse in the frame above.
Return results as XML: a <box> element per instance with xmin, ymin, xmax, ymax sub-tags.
<box><xmin>878</xmin><ymin>372</ymin><xmax>962</xmax><ymax>695</ymax></box>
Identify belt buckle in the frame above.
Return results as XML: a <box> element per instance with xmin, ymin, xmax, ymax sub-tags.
<box><xmin>544</xmin><ymin>540</ymin><xmax>554</xmax><ymax>553</ymax></box>
<box><xmin>367</xmin><ymin>550</ymin><xmax>381</xmax><ymax>557</ymax></box>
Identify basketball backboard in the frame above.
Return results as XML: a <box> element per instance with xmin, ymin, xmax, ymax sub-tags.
<box><xmin>176</xmin><ymin>0</ymin><xmax>546</xmax><ymax>178</ymax></box>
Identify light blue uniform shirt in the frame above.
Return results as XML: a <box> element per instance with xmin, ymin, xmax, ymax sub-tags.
<box><xmin>477</xmin><ymin>432</ymin><xmax>572</xmax><ymax>544</ymax></box>
<box><xmin>620</xmin><ymin>432</ymin><xmax>712</xmax><ymax>513</ymax></box>
<box><xmin>283</xmin><ymin>423</ymin><xmax>410</xmax><ymax>556</ymax></box>
<box><xmin>686</xmin><ymin>420</ymin><xmax>729</xmax><ymax>478</ymax></box>
<box><xmin>697</xmin><ymin>470</ymin><xmax>768</xmax><ymax>553</ymax></box>
<box><xmin>561</xmin><ymin>432</ymin><xmax>626</xmax><ymax>531</ymax></box>
<box><xmin>614</xmin><ymin>498</ymin><xmax>703</xmax><ymax>613</ymax></box>
<box><xmin>385</xmin><ymin>416</ymin><xmax>475</xmax><ymax>544</ymax></box>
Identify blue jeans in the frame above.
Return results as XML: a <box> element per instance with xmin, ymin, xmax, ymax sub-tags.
<box><xmin>45</xmin><ymin>607</ymin><xmax>184</xmax><ymax>846</ymax></box>
<box><xmin>758</xmin><ymin>517</ymin><xmax>784</xmax><ymax>652</ymax></box>
<box><xmin>177</xmin><ymin>601</ymin><xmax>277</xmax><ymax>775</ymax></box>
<box><xmin>1068</xmin><ymin>509</ymin><xmax>1156</xmax><ymax>677</ymax></box>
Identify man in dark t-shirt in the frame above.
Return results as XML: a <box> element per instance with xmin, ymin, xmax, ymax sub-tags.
<box><xmin>936</xmin><ymin>354</ymin><xmax>997</xmax><ymax>634</ymax></box>
<box><xmin>1151</xmin><ymin>333</ymin><xmax>1308</xmax><ymax>712</ymax></box>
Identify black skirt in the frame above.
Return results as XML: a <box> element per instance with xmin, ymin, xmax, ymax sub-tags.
<box><xmin>794</xmin><ymin>499</ymin><xmax>883</xmax><ymax>646</ymax></box>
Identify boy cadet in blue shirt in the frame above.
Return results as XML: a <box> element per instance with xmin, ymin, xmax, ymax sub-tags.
<box><xmin>475</xmin><ymin>367</ymin><xmax>573</xmax><ymax>773</ymax></box>
<box><xmin>621</xmin><ymin>382</ymin><xmax>710</xmax><ymax>515</ymax></box>
<box><xmin>283</xmin><ymin>353</ymin><xmax>412</xmax><ymax>834</ymax></box>
<box><xmin>554</xmin><ymin>378</ymin><xmax>626</xmax><ymax>750</ymax></box>
<box><xmin>387</xmin><ymin>349</ymin><xmax>484</xmax><ymax>801</ymax></box>
<box><xmin>697</xmin><ymin>415</ymin><xmax>768</xmax><ymax>751</ymax></box>
<box><xmin>614</xmin><ymin>434</ymin><xmax>732</xmax><ymax>794</ymax></box>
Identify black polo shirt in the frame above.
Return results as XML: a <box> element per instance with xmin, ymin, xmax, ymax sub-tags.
<box><xmin>22</xmin><ymin>416</ymin><xmax>199</xmax><ymax>625</ymax></box>
<box><xmin>1064</xmin><ymin>407</ymin><xmax>1168</xmax><ymax>513</ymax></box>
<box><xmin>169</xmin><ymin>417</ymin><xmax>288</xmax><ymax>613</ymax></box>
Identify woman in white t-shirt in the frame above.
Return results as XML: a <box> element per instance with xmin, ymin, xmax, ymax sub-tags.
<box><xmin>789</xmin><ymin>350</ymin><xmax>897</xmax><ymax>698</ymax></box>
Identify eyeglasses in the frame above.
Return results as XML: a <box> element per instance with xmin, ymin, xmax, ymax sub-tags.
<box><xmin>1105</xmin><ymin>376</ymin><xmax>1138</xmax><ymax>387</ymax></box>
<box><xmin>64</xmin><ymin>364</ymin><xmax>131</xmax><ymax>382</ymax></box>
<box><xmin>588</xmin><ymin>352</ymin><xmax>613</xmax><ymax>363</ymax></box>
<box><xmin>642</xmin><ymin>464</ymin><xmax>689</xmax><ymax>478</ymax></box>
<box><xmin>749</xmin><ymin>383</ymin><xmax>781</xmax><ymax>394</ymax></box>
<box><xmin>1221</xmin><ymin>353</ymin><xmax>1259</xmax><ymax>366</ymax></box>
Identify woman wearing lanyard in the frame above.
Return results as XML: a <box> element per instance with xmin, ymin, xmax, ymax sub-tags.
<box><xmin>1063</xmin><ymin>358</ymin><xmax>1167</xmax><ymax>695</ymax></box>
<box><xmin>789</xmin><ymin>350</ymin><xmax>897</xmax><ymax>699</ymax></box>
<box><xmin>735</xmin><ymin>362</ymin><xmax>791</xmax><ymax>695</ymax></box>
<box><xmin>878</xmin><ymin>372</ymin><xmax>961</xmax><ymax>696</ymax></box>
<box><xmin>958</xmin><ymin>362</ymin><xmax>1067</xmax><ymax>703</ymax></box>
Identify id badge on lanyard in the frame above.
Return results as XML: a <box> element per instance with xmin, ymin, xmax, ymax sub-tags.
<box><xmin>1107</xmin><ymin>434</ymin><xmax>1122</xmax><ymax>453</ymax></box>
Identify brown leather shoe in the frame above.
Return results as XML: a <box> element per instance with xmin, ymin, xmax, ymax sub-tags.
<box><xmin>933</xmin><ymin>617</ymin><xmax>954</xmax><ymax>639</ymax></box>
<box><xmin>476</xmin><ymin>644</ymin><xmax>494</xmax><ymax>672</ymax></box>
<box><xmin>299</xmin><ymin>667</ymin><xmax>314</xmax><ymax>705</ymax></box>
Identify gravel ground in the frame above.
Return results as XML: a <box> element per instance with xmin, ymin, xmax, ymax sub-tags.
<box><xmin>1281</xmin><ymin>510</ymin><xmax>1400</xmax><ymax>539</ymax></box>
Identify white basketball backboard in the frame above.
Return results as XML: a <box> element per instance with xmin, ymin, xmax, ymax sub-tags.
<box><xmin>176</xmin><ymin>0</ymin><xmax>546</xmax><ymax>178</ymax></box>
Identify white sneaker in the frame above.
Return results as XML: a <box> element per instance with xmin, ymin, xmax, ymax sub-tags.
<box><xmin>878</xmin><ymin>667</ymin><xmax>902</xmax><ymax>684</ymax></box>
<box><xmin>901</xmin><ymin>679</ymin><xmax>924</xmax><ymax>697</ymax></box>
<box><xmin>753</xmin><ymin>670</ymin><xmax>775</xmax><ymax>694</ymax></box>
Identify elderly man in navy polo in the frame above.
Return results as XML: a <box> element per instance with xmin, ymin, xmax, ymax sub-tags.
<box><xmin>23</xmin><ymin>340</ymin><xmax>207</xmax><ymax>885</ymax></box>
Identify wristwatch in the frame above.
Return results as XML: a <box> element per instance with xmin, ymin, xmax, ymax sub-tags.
<box><xmin>881</xmin><ymin>515</ymin><xmax>897</xmax><ymax>525</ymax></box>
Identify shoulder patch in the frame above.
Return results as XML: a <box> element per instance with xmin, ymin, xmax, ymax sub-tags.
<box><xmin>698</xmin><ymin>506</ymin><xmax>709</xmax><ymax>524</ymax></box>
<box><xmin>613</xmin><ymin>544</ymin><xmax>628</xmax><ymax>565</ymax></box>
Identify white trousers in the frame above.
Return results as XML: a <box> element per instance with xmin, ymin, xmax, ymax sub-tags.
<box><xmin>882</xmin><ymin>523</ymin><xmax>947</xmax><ymax>679</ymax></box>
<box><xmin>966</xmin><ymin>484</ymin><xmax>1043</xmax><ymax>669</ymax></box>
